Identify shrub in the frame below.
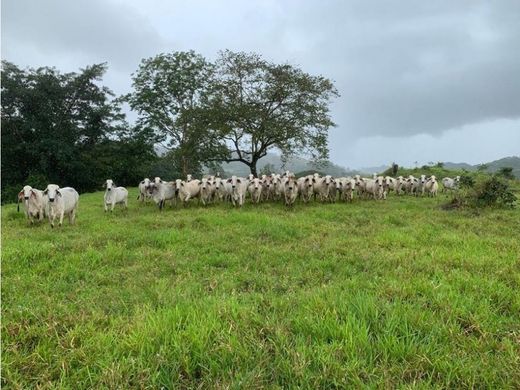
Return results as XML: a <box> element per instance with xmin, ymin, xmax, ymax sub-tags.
<box><xmin>445</xmin><ymin>176</ymin><xmax>517</xmax><ymax>210</ymax></box>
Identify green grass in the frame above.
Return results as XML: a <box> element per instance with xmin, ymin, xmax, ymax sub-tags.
<box><xmin>2</xmin><ymin>189</ymin><xmax>520</xmax><ymax>388</ymax></box>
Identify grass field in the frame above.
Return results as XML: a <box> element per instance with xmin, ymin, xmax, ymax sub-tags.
<box><xmin>2</xmin><ymin>188</ymin><xmax>520</xmax><ymax>388</ymax></box>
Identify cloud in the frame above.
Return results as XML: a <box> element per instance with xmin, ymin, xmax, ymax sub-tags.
<box><xmin>1</xmin><ymin>0</ymin><xmax>167</xmax><ymax>72</ymax></box>
<box><xmin>2</xmin><ymin>0</ymin><xmax>519</xmax><ymax>167</ymax></box>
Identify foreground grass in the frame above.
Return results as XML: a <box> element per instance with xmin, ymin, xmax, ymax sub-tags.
<box><xmin>2</xmin><ymin>189</ymin><xmax>520</xmax><ymax>388</ymax></box>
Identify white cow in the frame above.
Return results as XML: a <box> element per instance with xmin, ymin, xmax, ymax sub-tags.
<box><xmin>43</xmin><ymin>185</ymin><xmax>79</xmax><ymax>228</ymax></box>
<box><xmin>148</xmin><ymin>181</ymin><xmax>177</xmax><ymax>210</ymax></box>
<box><xmin>137</xmin><ymin>178</ymin><xmax>151</xmax><ymax>202</ymax></box>
<box><xmin>213</xmin><ymin>177</ymin><xmax>228</xmax><ymax>202</ymax></box>
<box><xmin>425</xmin><ymin>175</ymin><xmax>439</xmax><ymax>197</ymax></box>
<box><xmin>365</xmin><ymin>177</ymin><xmax>384</xmax><ymax>200</ymax></box>
<box><xmin>103</xmin><ymin>179</ymin><xmax>128</xmax><ymax>212</ymax></box>
<box><xmin>442</xmin><ymin>176</ymin><xmax>460</xmax><ymax>192</ymax></box>
<box><xmin>343</xmin><ymin>178</ymin><xmax>356</xmax><ymax>202</ymax></box>
<box><xmin>226</xmin><ymin>176</ymin><xmax>248</xmax><ymax>207</ymax></box>
<box><xmin>248</xmin><ymin>178</ymin><xmax>263</xmax><ymax>204</ymax></box>
<box><xmin>18</xmin><ymin>185</ymin><xmax>45</xmax><ymax>224</ymax></box>
<box><xmin>200</xmin><ymin>178</ymin><xmax>216</xmax><ymax>206</ymax></box>
<box><xmin>178</xmin><ymin>179</ymin><xmax>201</xmax><ymax>205</ymax></box>
<box><xmin>283</xmin><ymin>177</ymin><xmax>299</xmax><ymax>207</ymax></box>
<box><xmin>313</xmin><ymin>175</ymin><xmax>334</xmax><ymax>202</ymax></box>
<box><xmin>297</xmin><ymin>176</ymin><xmax>314</xmax><ymax>203</ymax></box>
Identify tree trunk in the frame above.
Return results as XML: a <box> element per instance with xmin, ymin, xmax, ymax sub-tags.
<box><xmin>249</xmin><ymin>162</ymin><xmax>258</xmax><ymax>177</ymax></box>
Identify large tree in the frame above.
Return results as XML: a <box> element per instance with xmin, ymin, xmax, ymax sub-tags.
<box><xmin>1</xmin><ymin>61</ymin><xmax>155</xmax><ymax>201</ymax></box>
<box><xmin>126</xmin><ymin>51</ymin><xmax>227</xmax><ymax>176</ymax></box>
<box><xmin>209</xmin><ymin>50</ymin><xmax>339</xmax><ymax>176</ymax></box>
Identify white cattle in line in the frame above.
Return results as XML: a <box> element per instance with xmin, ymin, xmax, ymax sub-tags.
<box><xmin>213</xmin><ymin>177</ymin><xmax>228</xmax><ymax>202</ymax></box>
<box><xmin>313</xmin><ymin>175</ymin><xmax>334</xmax><ymax>202</ymax></box>
<box><xmin>148</xmin><ymin>181</ymin><xmax>177</xmax><ymax>210</ymax></box>
<box><xmin>138</xmin><ymin>178</ymin><xmax>151</xmax><ymax>202</ymax></box>
<box><xmin>270</xmin><ymin>174</ymin><xmax>283</xmax><ymax>200</ymax></box>
<box><xmin>248</xmin><ymin>178</ymin><xmax>263</xmax><ymax>204</ymax></box>
<box><xmin>178</xmin><ymin>179</ymin><xmax>201</xmax><ymax>205</ymax></box>
<box><xmin>18</xmin><ymin>185</ymin><xmax>45</xmax><ymax>224</ymax></box>
<box><xmin>425</xmin><ymin>175</ymin><xmax>439</xmax><ymax>197</ymax></box>
<box><xmin>103</xmin><ymin>179</ymin><xmax>128</xmax><ymax>212</ymax></box>
<box><xmin>442</xmin><ymin>176</ymin><xmax>460</xmax><ymax>192</ymax></box>
<box><xmin>200</xmin><ymin>178</ymin><xmax>216</xmax><ymax>206</ymax></box>
<box><xmin>283</xmin><ymin>177</ymin><xmax>299</xmax><ymax>207</ymax></box>
<box><xmin>382</xmin><ymin>176</ymin><xmax>394</xmax><ymax>199</ymax></box>
<box><xmin>395</xmin><ymin>176</ymin><xmax>405</xmax><ymax>195</ymax></box>
<box><xmin>365</xmin><ymin>177</ymin><xmax>384</xmax><ymax>200</ymax></box>
<box><xmin>341</xmin><ymin>178</ymin><xmax>356</xmax><ymax>202</ymax></box>
<box><xmin>226</xmin><ymin>176</ymin><xmax>248</xmax><ymax>207</ymax></box>
<box><xmin>44</xmin><ymin>184</ymin><xmax>79</xmax><ymax>228</ymax></box>
<box><xmin>297</xmin><ymin>176</ymin><xmax>314</xmax><ymax>203</ymax></box>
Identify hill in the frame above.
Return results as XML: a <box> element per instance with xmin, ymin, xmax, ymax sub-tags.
<box><xmin>220</xmin><ymin>152</ymin><xmax>359</xmax><ymax>177</ymax></box>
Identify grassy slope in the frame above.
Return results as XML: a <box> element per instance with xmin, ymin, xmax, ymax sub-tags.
<box><xmin>2</xmin><ymin>189</ymin><xmax>520</xmax><ymax>388</ymax></box>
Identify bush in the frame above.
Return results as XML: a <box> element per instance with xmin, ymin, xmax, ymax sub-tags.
<box><xmin>445</xmin><ymin>176</ymin><xmax>517</xmax><ymax>210</ymax></box>
<box><xmin>474</xmin><ymin>176</ymin><xmax>517</xmax><ymax>208</ymax></box>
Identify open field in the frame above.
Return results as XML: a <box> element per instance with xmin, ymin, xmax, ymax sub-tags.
<box><xmin>2</xmin><ymin>189</ymin><xmax>520</xmax><ymax>388</ymax></box>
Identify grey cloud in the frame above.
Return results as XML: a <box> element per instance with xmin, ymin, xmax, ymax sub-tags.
<box><xmin>1</xmin><ymin>0</ymin><xmax>167</xmax><ymax>72</ymax></box>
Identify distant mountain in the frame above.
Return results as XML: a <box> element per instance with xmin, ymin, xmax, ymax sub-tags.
<box><xmin>444</xmin><ymin>156</ymin><xmax>520</xmax><ymax>178</ymax></box>
<box><xmin>357</xmin><ymin>165</ymin><xmax>392</xmax><ymax>175</ymax></box>
<box><xmin>220</xmin><ymin>153</ymin><xmax>359</xmax><ymax>177</ymax></box>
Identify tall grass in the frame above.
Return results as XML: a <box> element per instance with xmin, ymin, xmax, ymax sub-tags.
<box><xmin>2</xmin><ymin>189</ymin><xmax>519</xmax><ymax>388</ymax></box>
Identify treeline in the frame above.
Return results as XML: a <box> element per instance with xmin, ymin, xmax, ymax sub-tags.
<box><xmin>1</xmin><ymin>50</ymin><xmax>338</xmax><ymax>202</ymax></box>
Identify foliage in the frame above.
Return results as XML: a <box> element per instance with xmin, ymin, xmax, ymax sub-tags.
<box><xmin>1</xmin><ymin>61</ymin><xmax>155</xmax><ymax>202</ymax></box>
<box><xmin>477</xmin><ymin>163</ymin><xmax>488</xmax><ymax>172</ymax></box>
<box><xmin>497</xmin><ymin>167</ymin><xmax>515</xmax><ymax>180</ymax></box>
<box><xmin>446</xmin><ymin>175</ymin><xmax>517</xmax><ymax>210</ymax></box>
<box><xmin>125</xmin><ymin>51</ymin><xmax>227</xmax><ymax>176</ymax></box>
<box><xmin>208</xmin><ymin>50</ymin><xmax>339</xmax><ymax>176</ymax></box>
<box><xmin>2</xmin><ymin>190</ymin><xmax>520</xmax><ymax>388</ymax></box>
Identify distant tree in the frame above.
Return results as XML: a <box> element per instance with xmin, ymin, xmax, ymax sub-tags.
<box><xmin>477</xmin><ymin>164</ymin><xmax>489</xmax><ymax>172</ymax></box>
<box><xmin>436</xmin><ymin>162</ymin><xmax>444</xmax><ymax>168</ymax></box>
<box><xmin>497</xmin><ymin>167</ymin><xmax>514</xmax><ymax>180</ymax></box>
<box><xmin>260</xmin><ymin>163</ymin><xmax>276</xmax><ymax>176</ymax></box>
<box><xmin>1</xmin><ymin>61</ymin><xmax>154</xmax><ymax>202</ymax></box>
<box><xmin>126</xmin><ymin>51</ymin><xmax>227</xmax><ymax>176</ymax></box>
<box><xmin>208</xmin><ymin>50</ymin><xmax>339</xmax><ymax>176</ymax></box>
<box><xmin>391</xmin><ymin>162</ymin><xmax>399</xmax><ymax>176</ymax></box>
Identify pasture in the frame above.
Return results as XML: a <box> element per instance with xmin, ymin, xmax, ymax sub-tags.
<box><xmin>2</xmin><ymin>188</ymin><xmax>520</xmax><ymax>388</ymax></box>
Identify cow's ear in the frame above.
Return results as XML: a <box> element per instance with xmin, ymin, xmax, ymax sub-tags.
<box><xmin>30</xmin><ymin>189</ymin><xmax>36</xmax><ymax>198</ymax></box>
<box><xmin>43</xmin><ymin>188</ymin><xmax>48</xmax><ymax>195</ymax></box>
<box><xmin>56</xmin><ymin>189</ymin><xmax>62</xmax><ymax>197</ymax></box>
<box><xmin>237</xmin><ymin>179</ymin><xmax>241</xmax><ymax>184</ymax></box>
<box><xmin>18</xmin><ymin>191</ymin><xmax>24</xmax><ymax>200</ymax></box>
<box><xmin>227</xmin><ymin>178</ymin><xmax>232</xmax><ymax>183</ymax></box>
<box><xmin>181</xmin><ymin>182</ymin><xmax>185</xmax><ymax>187</ymax></box>
<box><xmin>198</xmin><ymin>182</ymin><xmax>201</xmax><ymax>186</ymax></box>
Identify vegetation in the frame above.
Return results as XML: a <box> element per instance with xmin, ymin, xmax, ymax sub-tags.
<box><xmin>0</xmin><ymin>61</ymin><xmax>156</xmax><ymax>203</ymax></box>
<box><xmin>2</xmin><ymin>189</ymin><xmax>519</xmax><ymax>388</ymax></box>
<box><xmin>208</xmin><ymin>50</ymin><xmax>339</xmax><ymax>176</ymax></box>
<box><xmin>125</xmin><ymin>51</ymin><xmax>226</xmax><ymax>177</ymax></box>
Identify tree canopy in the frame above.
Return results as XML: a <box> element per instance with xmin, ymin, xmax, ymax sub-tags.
<box><xmin>1</xmin><ymin>61</ymin><xmax>155</xmax><ymax>202</ymax></box>
<box><xmin>208</xmin><ymin>50</ymin><xmax>339</xmax><ymax>176</ymax></box>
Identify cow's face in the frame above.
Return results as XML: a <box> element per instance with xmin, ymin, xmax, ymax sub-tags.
<box><xmin>44</xmin><ymin>184</ymin><xmax>60</xmax><ymax>202</ymax></box>
<box><xmin>22</xmin><ymin>185</ymin><xmax>33</xmax><ymax>200</ymax></box>
<box><xmin>105</xmin><ymin>179</ymin><xmax>114</xmax><ymax>191</ymax></box>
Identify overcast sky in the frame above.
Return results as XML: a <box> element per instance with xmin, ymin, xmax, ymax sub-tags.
<box><xmin>2</xmin><ymin>0</ymin><xmax>519</xmax><ymax>169</ymax></box>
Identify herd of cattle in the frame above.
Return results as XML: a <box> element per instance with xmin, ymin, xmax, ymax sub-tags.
<box><xmin>17</xmin><ymin>172</ymin><xmax>462</xmax><ymax>227</ymax></box>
